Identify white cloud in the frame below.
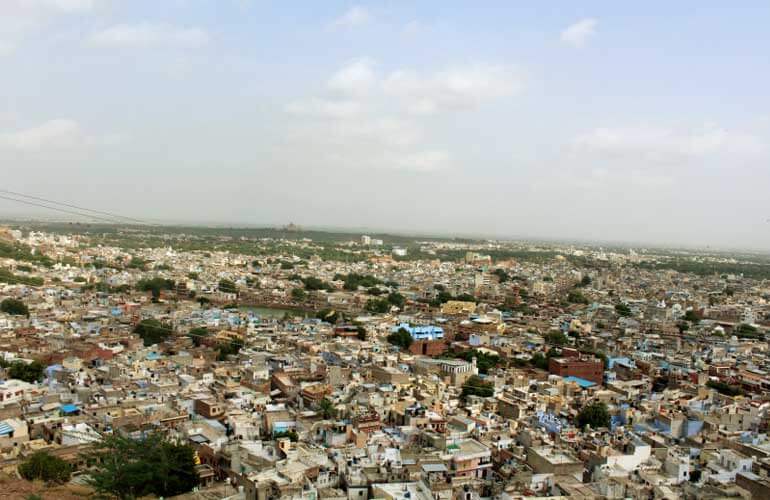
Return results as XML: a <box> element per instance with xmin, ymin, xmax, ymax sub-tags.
<box><xmin>285</xmin><ymin>58</ymin><xmax>523</xmax><ymax>174</ymax></box>
<box><xmin>315</xmin><ymin>59</ymin><xmax>526</xmax><ymax>115</ymax></box>
<box><xmin>330</xmin><ymin>6</ymin><xmax>371</xmax><ymax>29</ymax></box>
<box><xmin>327</xmin><ymin>58</ymin><xmax>377</xmax><ymax>95</ymax></box>
<box><xmin>572</xmin><ymin>124</ymin><xmax>765</xmax><ymax>164</ymax></box>
<box><xmin>0</xmin><ymin>119</ymin><xmax>89</xmax><ymax>151</ymax></box>
<box><xmin>392</xmin><ymin>150</ymin><xmax>450</xmax><ymax>172</ymax></box>
<box><xmin>285</xmin><ymin>98</ymin><xmax>363</xmax><ymax>118</ymax></box>
<box><xmin>560</xmin><ymin>18</ymin><xmax>597</xmax><ymax>48</ymax></box>
<box><xmin>383</xmin><ymin>64</ymin><xmax>524</xmax><ymax>115</ymax></box>
<box><xmin>88</xmin><ymin>23</ymin><xmax>210</xmax><ymax>49</ymax></box>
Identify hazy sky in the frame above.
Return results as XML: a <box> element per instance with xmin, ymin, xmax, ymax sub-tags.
<box><xmin>1</xmin><ymin>1</ymin><xmax>769</xmax><ymax>250</ymax></box>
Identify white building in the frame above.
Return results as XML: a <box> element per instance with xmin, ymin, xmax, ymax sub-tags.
<box><xmin>706</xmin><ymin>449</ymin><xmax>753</xmax><ymax>484</ymax></box>
<box><xmin>61</xmin><ymin>422</ymin><xmax>102</xmax><ymax>445</ymax></box>
<box><xmin>0</xmin><ymin>379</ymin><xmax>39</xmax><ymax>406</ymax></box>
<box><xmin>663</xmin><ymin>449</ymin><xmax>690</xmax><ymax>485</ymax></box>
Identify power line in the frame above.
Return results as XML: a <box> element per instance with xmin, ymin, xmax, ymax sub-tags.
<box><xmin>0</xmin><ymin>189</ymin><xmax>155</xmax><ymax>226</ymax></box>
<box><xmin>0</xmin><ymin>193</ymin><xmax>126</xmax><ymax>225</ymax></box>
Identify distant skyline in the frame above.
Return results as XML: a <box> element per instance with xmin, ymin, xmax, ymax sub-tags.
<box><xmin>4</xmin><ymin>213</ymin><xmax>769</xmax><ymax>255</ymax></box>
<box><xmin>1</xmin><ymin>1</ymin><xmax>769</xmax><ymax>250</ymax></box>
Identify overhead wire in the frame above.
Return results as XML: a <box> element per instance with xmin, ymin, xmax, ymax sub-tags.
<box><xmin>0</xmin><ymin>189</ymin><xmax>156</xmax><ymax>226</ymax></box>
<box><xmin>0</xmin><ymin>193</ymin><xmax>127</xmax><ymax>225</ymax></box>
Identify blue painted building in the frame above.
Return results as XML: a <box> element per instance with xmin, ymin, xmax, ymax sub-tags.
<box><xmin>391</xmin><ymin>323</ymin><xmax>444</xmax><ymax>341</ymax></box>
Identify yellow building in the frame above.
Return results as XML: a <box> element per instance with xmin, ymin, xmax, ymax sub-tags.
<box><xmin>441</xmin><ymin>300</ymin><xmax>477</xmax><ymax>316</ymax></box>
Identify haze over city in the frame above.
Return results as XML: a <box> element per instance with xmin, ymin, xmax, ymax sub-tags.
<box><xmin>1</xmin><ymin>1</ymin><xmax>770</xmax><ymax>250</ymax></box>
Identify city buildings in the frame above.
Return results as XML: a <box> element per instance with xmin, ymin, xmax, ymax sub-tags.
<box><xmin>0</xmin><ymin>224</ymin><xmax>769</xmax><ymax>498</ymax></box>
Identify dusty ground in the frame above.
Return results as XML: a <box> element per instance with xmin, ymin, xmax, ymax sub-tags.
<box><xmin>0</xmin><ymin>473</ymin><xmax>93</xmax><ymax>500</ymax></box>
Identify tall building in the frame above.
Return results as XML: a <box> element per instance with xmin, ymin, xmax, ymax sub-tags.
<box><xmin>392</xmin><ymin>247</ymin><xmax>407</xmax><ymax>257</ymax></box>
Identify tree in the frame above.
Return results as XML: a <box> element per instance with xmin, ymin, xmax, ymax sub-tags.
<box><xmin>530</xmin><ymin>349</ymin><xmax>561</xmax><ymax>370</ymax></box>
<box><xmin>615</xmin><ymin>303</ymin><xmax>632</xmax><ymax>317</ymax></box>
<box><xmin>1</xmin><ymin>298</ymin><xmax>29</xmax><ymax>316</ymax></box>
<box><xmin>461</xmin><ymin>375</ymin><xmax>494</xmax><ymax>400</ymax></box>
<box><xmin>387</xmin><ymin>327</ymin><xmax>413</xmax><ymax>350</ymax></box>
<box><xmin>566</xmin><ymin>291</ymin><xmax>589</xmax><ymax>305</ymax></box>
<box><xmin>684</xmin><ymin>309</ymin><xmax>700</xmax><ymax>323</ymax></box>
<box><xmin>0</xmin><ymin>269</ymin><xmax>43</xmax><ymax>286</ymax></box>
<box><xmin>217</xmin><ymin>341</ymin><xmax>242</xmax><ymax>361</ymax></box>
<box><xmin>432</xmin><ymin>290</ymin><xmax>453</xmax><ymax>306</ymax></box>
<box><xmin>365</xmin><ymin>298</ymin><xmax>391</xmax><ymax>314</ymax></box>
<box><xmin>291</xmin><ymin>288</ymin><xmax>307</xmax><ymax>301</ymax></box>
<box><xmin>134</xmin><ymin>318</ymin><xmax>172</xmax><ymax>346</ymax></box>
<box><xmin>318</xmin><ymin>397</ymin><xmax>336</xmax><ymax>419</ymax></box>
<box><xmin>545</xmin><ymin>331</ymin><xmax>567</xmax><ymax>346</ymax></box>
<box><xmin>19</xmin><ymin>451</ymin><xmax>72</xmax><ymax>484</ymax></box>
<box><xmin>491</xmin><ymin>268</ymin><xmax>509</xmax><ymax>283</ymax></box>
<box><xmin>676</xmin><ymin>321</ymin><xmax>690</xmax><ymax>334</ymax></box>
<box><xmin>187</xmin><ymin>327</ymin><xmax>209</xmax><ymax>347</ymax></box>
<box><xmin>137</xmin><ymin>277</ymin><xmax>175</xmax><ymax>302</ymax></box>
<box><xmin>707</xmin><ymin>380</ymin><xmax>745</xmax><ymax>397</ymax></box>
<box><xmin>316</xmin><ymin>308</ymin><xmax>340</xmax><ymax>324</ymax></box>
<box><xmin>580</xmin><ymin>275</ymin><xmax>592</xmax><ymax>287</ymax></box>
<box><xmin>356</xmin><ymin>325</ymin><xmax>367</xmax><ymax>341</ymax></box>
<box><xmin>218</xmin><ymin>279</ymin><xmax>238</xmax><ymax>294</ymax></box>
<box><xmin>341</xmin><ymin>273</ymin><xmax>382</xmax><ymax>291</ymax></box>
<box><xmin>576</xmin><ymin>402</ymin><xmax>610</xmax><ymax>430</ymax></box>
<box><xmin>387</xmin><ymin>291</ymin><xmax>406</xmax><ymax>308</ymax></box>
<box><xmin>530</xmin><ymin>352</ymin><xmax>548</xmax><ymax>370</ymax></box>
<box><xmin>126</xmin><ymin>257</ymin><xmax>147</xmax><ymax>270</ymax></box>
<box><xmin>735</xmin><ymin>323</ymin><xmax>761</xmax><ymax>339</ymax></box>
<box><xmin>301</xmin><ymin>276</ymin><xmax>333</xmax><ymax>292</ymax></box>
<box><xmin>273</xmin><ymin>429</ymin><xmax>299</xmax><ymax>442</ymax></box>
<box><xmin>84</xmin><ymin>432</ymin><xmax>199</xmax><ymax>499</ymax></box>
<box><xmin>7</xmin><ymin>360</ymin><xmax>45</xmax><ymax>383</ymax></box>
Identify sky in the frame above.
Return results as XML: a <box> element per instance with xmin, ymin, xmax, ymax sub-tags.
<box><xmin>1</xmin><ymin>1</ymin><xmax>770</xmax><ymax>250</ymax></box>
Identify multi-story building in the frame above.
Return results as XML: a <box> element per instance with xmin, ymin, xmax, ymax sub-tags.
<box><xmin>549</xmin><ymin>356</ymin><xmax>604</xmax><ymax>385</ymax></box>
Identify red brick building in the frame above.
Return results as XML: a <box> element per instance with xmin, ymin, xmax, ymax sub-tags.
<box><xmin>194</xmin><ymin>399</ymin><xmax>225</xmax><ymax>419</ymax></box>
<box><xmin>548</xmin><ymin>355</ymin><xmax>604</xmax><ymax>385</ymax></box>
<box><xmin>408</xmin><ymin>340</ymin><xmax>448</xmax><ymax>356</ymax></box>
